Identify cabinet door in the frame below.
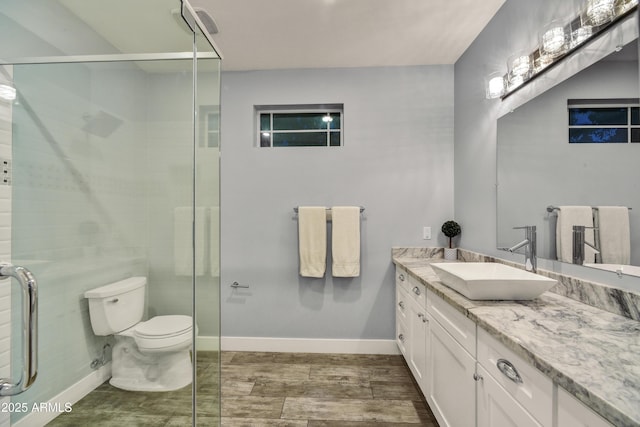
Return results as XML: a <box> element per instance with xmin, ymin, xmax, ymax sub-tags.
<box><xmin>407</xmin><ymin>298</ymin><xmax>428</xmax><ymax>393</ymax></box>
<box><xmin>477</xmin><ymin>365</ymin><xmax>542</xmax><ymax>427</ymax></box>
<box><xmin>427</xmin><ymin>315</ymin><xmax>476</xmax><ymax>427</ymax></box>
<box><xmin>557</xmin><ymin>387</ymin><xmax>614</xmax><ymax>427</ymax></box>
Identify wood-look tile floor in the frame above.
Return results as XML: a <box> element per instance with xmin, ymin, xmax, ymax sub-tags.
<box><xmin>47</xmin><ymin>351</ymin><xmax>438</xmax><ymax>426</ymax></box>
<box><xmin>222</xmin><ymin>351</ymin><xmax>438</xmax><ymax>426</ymax></box>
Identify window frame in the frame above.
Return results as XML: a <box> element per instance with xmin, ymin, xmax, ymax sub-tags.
<box><xmin>255</xmin><ymin>104</ymin><xmax>343</xmax><ymax>148</ymax></box>
<box><xmin>568</xmin><ymin>98</ymin><xmax>640</xmax><ymax>144</ymax></box>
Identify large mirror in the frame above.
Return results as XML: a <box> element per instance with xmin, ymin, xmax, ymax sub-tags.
<box><xmin>497</xmin><ymin>21</ymin><xmax>640</xmax><ymax>277</ymax></box>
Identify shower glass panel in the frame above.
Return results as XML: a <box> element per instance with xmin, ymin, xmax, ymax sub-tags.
<box><xmin>0</xmin><ymin>1</ymin><xmax>221</xmax><ymax>426</ymax></box>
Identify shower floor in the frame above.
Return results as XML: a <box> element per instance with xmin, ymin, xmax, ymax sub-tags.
<box><xmin>47</xmin><ymin>351</ymin><xmax>438</xmax><ymax>426</ymax></box>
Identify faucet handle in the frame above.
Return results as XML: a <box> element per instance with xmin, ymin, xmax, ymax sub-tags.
<box><xmin>513</xmin><ymin>225</ymin><xmax>536</xmax><ymax>231</ymax></box>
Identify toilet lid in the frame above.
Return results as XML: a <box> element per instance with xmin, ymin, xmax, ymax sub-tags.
<box><xmin>135</xmin><ymin>315</ymin><xmax>192</xmax><ymax>338</ymax></box>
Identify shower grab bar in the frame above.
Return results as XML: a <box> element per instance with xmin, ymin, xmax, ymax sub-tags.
<box><xmin>0</xmin><ymin>263</ymin><xmax>38</xmax><ymax>396</ymax></box>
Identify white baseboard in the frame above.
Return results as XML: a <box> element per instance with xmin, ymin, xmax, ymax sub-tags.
<box><xmin>196</xmin><ymin>335</ymin><xmax>220</xmax><ymax>351</ymax></box>
<box><xmin>221</xmin><ymin>336</ymin><xmax>400</xmax><ymax>355</ymax></box>
<box><xmin>14</xmin><ymin>363</ymin><xmax>111</xmax><ymax>427</ymax></box>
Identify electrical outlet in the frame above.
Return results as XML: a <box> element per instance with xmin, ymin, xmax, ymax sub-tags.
<box><xmin>423</xmin><ymin>226</ymin><xmax>431</xmax><ymax>240</ymax></box>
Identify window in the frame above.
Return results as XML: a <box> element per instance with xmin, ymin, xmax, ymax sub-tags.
<box><xmin>568</xmin><ymin>99</ymin><xmax>640</xmax><ymax>143</ymax></box>
<box><xmin>256</xmin><ymin>104</ymin><xmax>343</xmax><ymax>147</ymax></box>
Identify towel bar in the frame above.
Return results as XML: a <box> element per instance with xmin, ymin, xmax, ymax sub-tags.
<box><xmin>293</xmin><ymin>206</ymin><xmax>365</xmax><ymax>213</ymax></box>
<box><xmin>547</xmin><ymin>205</ymin><xmax>632</xmax><ymax>212</ymax></box>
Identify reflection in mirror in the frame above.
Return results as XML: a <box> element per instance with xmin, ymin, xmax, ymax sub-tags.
<box><xmin>497</xmin><ymin>39</ymin><xmax>640</xmax><ymax>277</ymax></box>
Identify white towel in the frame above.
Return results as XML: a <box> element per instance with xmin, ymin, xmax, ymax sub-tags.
<box><xmin>331</xmin><ymin>206</ymin><xmax>361</xmax><ymax>277</ymax></box>
<box><xmin>174</xmin><ymin>207</ymin><xmax>206</xmax><ymax>276</ymax></box>
<box><xmin>597</xmin><ymin>206</ymin><xmax>630</xmax><ymax>265</ymax></box>
<box><xmin>298</xmin><ymin>207</ymin><xmax>327</xmax><ymax>278</ymax></box>
<box><xmin>210</xmin><ymin>206</ymin><xmax>220</xmax><ymax>277</ymax></box>
<box><xmin>556</xmin><ymin>206</ymin><xmax>597</xmax><ymax>263</ymax></box>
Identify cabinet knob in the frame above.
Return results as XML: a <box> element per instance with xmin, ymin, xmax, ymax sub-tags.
<box><xmin>418</xmin><ymin>313</ymin><xmax>428</xmax><ymax>323</ymax></box>
<box><xmin>398</xmin><ymin>301</ymin><xmax>405</xmax><ymax>309</ymax></box>
<box><xmin>398</xmin><ymin>333</ymin><xmax>405</xmax><ymax>342</ymax></box>
<box><xmin>473</xmin><ymin>373</ymin><xmax>483</xmax><ymax>382</ymax></box>
<box><xmin>399</xmin><ymin>273</ymin><xmax>405</xmax><ymax>281</ymax></box>
<box><xmin>412</xmin><ymin>286</ymin><xmax>421</xmax><ymax>296</ymax></box>
<box><xmin>497</xmin><ymin>359</ymin><xmax>523</xmax><ymax>384</ymax></box>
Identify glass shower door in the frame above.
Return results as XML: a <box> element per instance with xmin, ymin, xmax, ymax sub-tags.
<box><xmin>0</xmin><ymin>1</ymin><xmax>222</xmax><ymax>425</ymax></box>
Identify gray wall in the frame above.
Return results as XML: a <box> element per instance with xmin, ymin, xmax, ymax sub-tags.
<box><xmin>220</xmin><ymin>66</ymin><xmax>454</xmax><ymax>339</ymax></box>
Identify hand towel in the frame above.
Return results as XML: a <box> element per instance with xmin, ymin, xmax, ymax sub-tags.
<box><xmin>174</xmin><ymin>207</ymin><xmax>206</xmax><ymax>276</ymax></box>
<box><xmin>596</xmin><ymin>206</ymin><xmax>630</xmax><ymax>265</ymax></box>
<box><xmin>556</xmin><ymin>206</ymin><xmax>597</xmax><ymax>263</ymax></box>
<box><xmin>331</xmin><ymin>206</ymin><xmax>361</xmax><ymax>277</ymax></box>
<box><xmin>210</xmin><ymin>206</ymin><xmax>220</xmax><ymax>277</ymax></box>
<box><xmin>298</xmin><ymin>206</ymin><xmax>327</xmax><ymax>278</ymax></box>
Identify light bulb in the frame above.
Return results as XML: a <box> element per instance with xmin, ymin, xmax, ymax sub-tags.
<box><xmin>586</xmin><ymin>0</ymin><xmax>615</xmax><ymax>26</ymax></box>
<box><xmin>485</xmin><ymin>74</ymin><xmax>505</xmax><ymax>99</ymax></box>
<box><xmin>541</xmin><ymin>24</ymin><xmax>567</xmax><ymax>57</ymax></box>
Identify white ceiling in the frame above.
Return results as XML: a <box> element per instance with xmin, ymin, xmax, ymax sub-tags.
<box><xmin>190</xmin><ymin>0</ymin><xmax>506</xmax><ymax>71</ymax></box>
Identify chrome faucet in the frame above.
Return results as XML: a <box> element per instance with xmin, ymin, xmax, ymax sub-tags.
<box><xmin>504</xmin><ymin>226</ymin><xmax>537</xmax><ymax>272</ymax></box>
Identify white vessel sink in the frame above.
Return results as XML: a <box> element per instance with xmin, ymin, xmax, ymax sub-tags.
<box><xmin>430</xmin><ymin>262</ymin><xmax>557</xmax><ymax>300</ymax></box>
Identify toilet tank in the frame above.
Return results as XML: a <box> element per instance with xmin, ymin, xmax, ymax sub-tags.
<box><xmin>84</xmin><ymin>277</ymin><xmax>146</xmax><ymax>336</ymax></box>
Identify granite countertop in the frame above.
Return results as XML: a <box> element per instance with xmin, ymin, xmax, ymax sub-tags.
<box><xmin>392</xmin><ymin>256</ymin><xmax>640</xmax><ymax>427</ymax></box>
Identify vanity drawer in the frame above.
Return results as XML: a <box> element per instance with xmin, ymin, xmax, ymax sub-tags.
<box><xmin>396</xmin><ymin>267</ymin><xmax>425</xmax><ymax>307</ymax></box>
<box><xmin>477</xmin><ymin>328</ymin><xmax>553</xmax><ymax>427</ymax></box>
<box><xmin>396</xmin><ymin>286</ymin><xmax>409</xmax><ymax>322</ymax></box>
<box><xmin>426</xmin><ymin>289</ymin><xmax>476</xmax><ymax>355</ymax></box>
<box><xmin>396</xmin><ymin>315</ymin><xmax>408</xmax><ymax>357</ymax></box>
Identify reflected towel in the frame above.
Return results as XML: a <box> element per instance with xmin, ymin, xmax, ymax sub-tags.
<box><xmin>331</xmin><ymin>206</ymin><xmax>361</xmax><ymax>277</ymax></box>
<box><xmin>298</xmin><ymin>207</ymin><xmax>327</xmax><ymax>278</ymax></box>
<box><xmin>174</xmin><ymin>207</ymin><xmax>206</xmax><ymax>276</ymax></box>
<box><xmin>210</xmin><ymin>206</ymin><xmax>220</xmax><ymax>277</ymax></box>
<box><xmin>597</xmin><ymin>206</ymin><xmax>630</xmax><ymax>264</ymax></box>
<box><xmin>556</xmin><ymin>206</ymin><xmax>597</xmax><ymax>263</ymax></box>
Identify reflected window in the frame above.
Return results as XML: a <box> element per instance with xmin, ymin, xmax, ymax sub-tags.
<box><xmin>568</xmin><ymin>99</ymin><xmax>640</xmax><ymax>143</ymax></box>
<box><xmin>256</xmin><ymin>104</ymin><xmax>343</xmax><ymax>147</ymax></box>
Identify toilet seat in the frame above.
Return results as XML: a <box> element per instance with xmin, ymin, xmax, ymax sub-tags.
<box><xmin>132</xmin><ymin>315</ymin><xmax>194</xmax><ymax>353</ymax></box>
<box><xmin>135</xmin><ymin>315</ymin><xmax>192</xmax><ymax>338</ymax></box>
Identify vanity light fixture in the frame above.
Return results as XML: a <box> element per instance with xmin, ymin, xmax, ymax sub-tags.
<box><xmin>0</xmin><ymin>83</ymin><xmax>16</xmax><ymax>102</ymax></box>
<box><xmin>484</xmin><ymin>0</ymin><xmax>638</xmax><ymax>100</ymax></box>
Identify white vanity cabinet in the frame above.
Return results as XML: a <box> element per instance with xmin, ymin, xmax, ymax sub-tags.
<box><xmin>477</xmin><ymin>328</ymin><xmax>553</xmax><ymax>427</ymax></box>
<box><xmin>425</xmin><ymin>290</ymin><xmax>477</xmax><ymax>427</ymax></box>
<box><xmin>557</xmin><ymin>387</ymin><xmax>614</xmax><ymax>427</ymax></box>
<box><xmin>394</xmin><ymin>263</ymin><xmax>617</xmax><ymax>427</ymax></box>
<box><xmin>395</xmin><ymin>267</ymin><xmax>428</xmax><ymax>393</ymax></box>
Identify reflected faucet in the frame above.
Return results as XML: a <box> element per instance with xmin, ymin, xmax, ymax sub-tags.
<box><xmin>572</xmin><ymin>225</ymin><xmax>600</xmax><ymax>265</ymax></box>
<box><xmin>503</xmin><ymin>226</ymin><xmax>537</xmax><ymax>272</ymax></box>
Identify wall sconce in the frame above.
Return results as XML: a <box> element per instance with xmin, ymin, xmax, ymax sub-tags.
<box><xmin>484</xmin><ymin>0</ymin><xmax>638</xmax><ymax>100</ymax></box>
<box><xmin>0</xmin><ymin>83</ymin><xmax>16</xmax><ymax>102</ymax></box>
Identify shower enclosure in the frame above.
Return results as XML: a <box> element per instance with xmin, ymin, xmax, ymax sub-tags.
<box><xmin>0</xmin><ymin>0</ymin><xmax>221</xmax><ymax>425</ymax></box>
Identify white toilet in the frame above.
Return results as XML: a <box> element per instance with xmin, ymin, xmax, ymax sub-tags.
<box><xmin>84</xmin><ymin>277</ymin><xmax>195</xmax><ymax>392</ymax></box>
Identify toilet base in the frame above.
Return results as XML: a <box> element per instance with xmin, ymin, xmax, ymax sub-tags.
<box><xmin>110</xmin><ymin>336</ymin><xmax>192</xmax><ymax>392</ymax></box>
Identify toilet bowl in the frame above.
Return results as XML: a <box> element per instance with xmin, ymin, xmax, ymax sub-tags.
<box><xmin>84</xmin><ymin>277</ymin><xmax>195</xmax><ymax>392</ymax></box>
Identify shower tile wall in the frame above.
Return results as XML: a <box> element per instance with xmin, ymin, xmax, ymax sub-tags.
<box><xmin>0</xmin><ymin>64</ymin><xmax>12</xmax><ymax>427</ymax></box>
